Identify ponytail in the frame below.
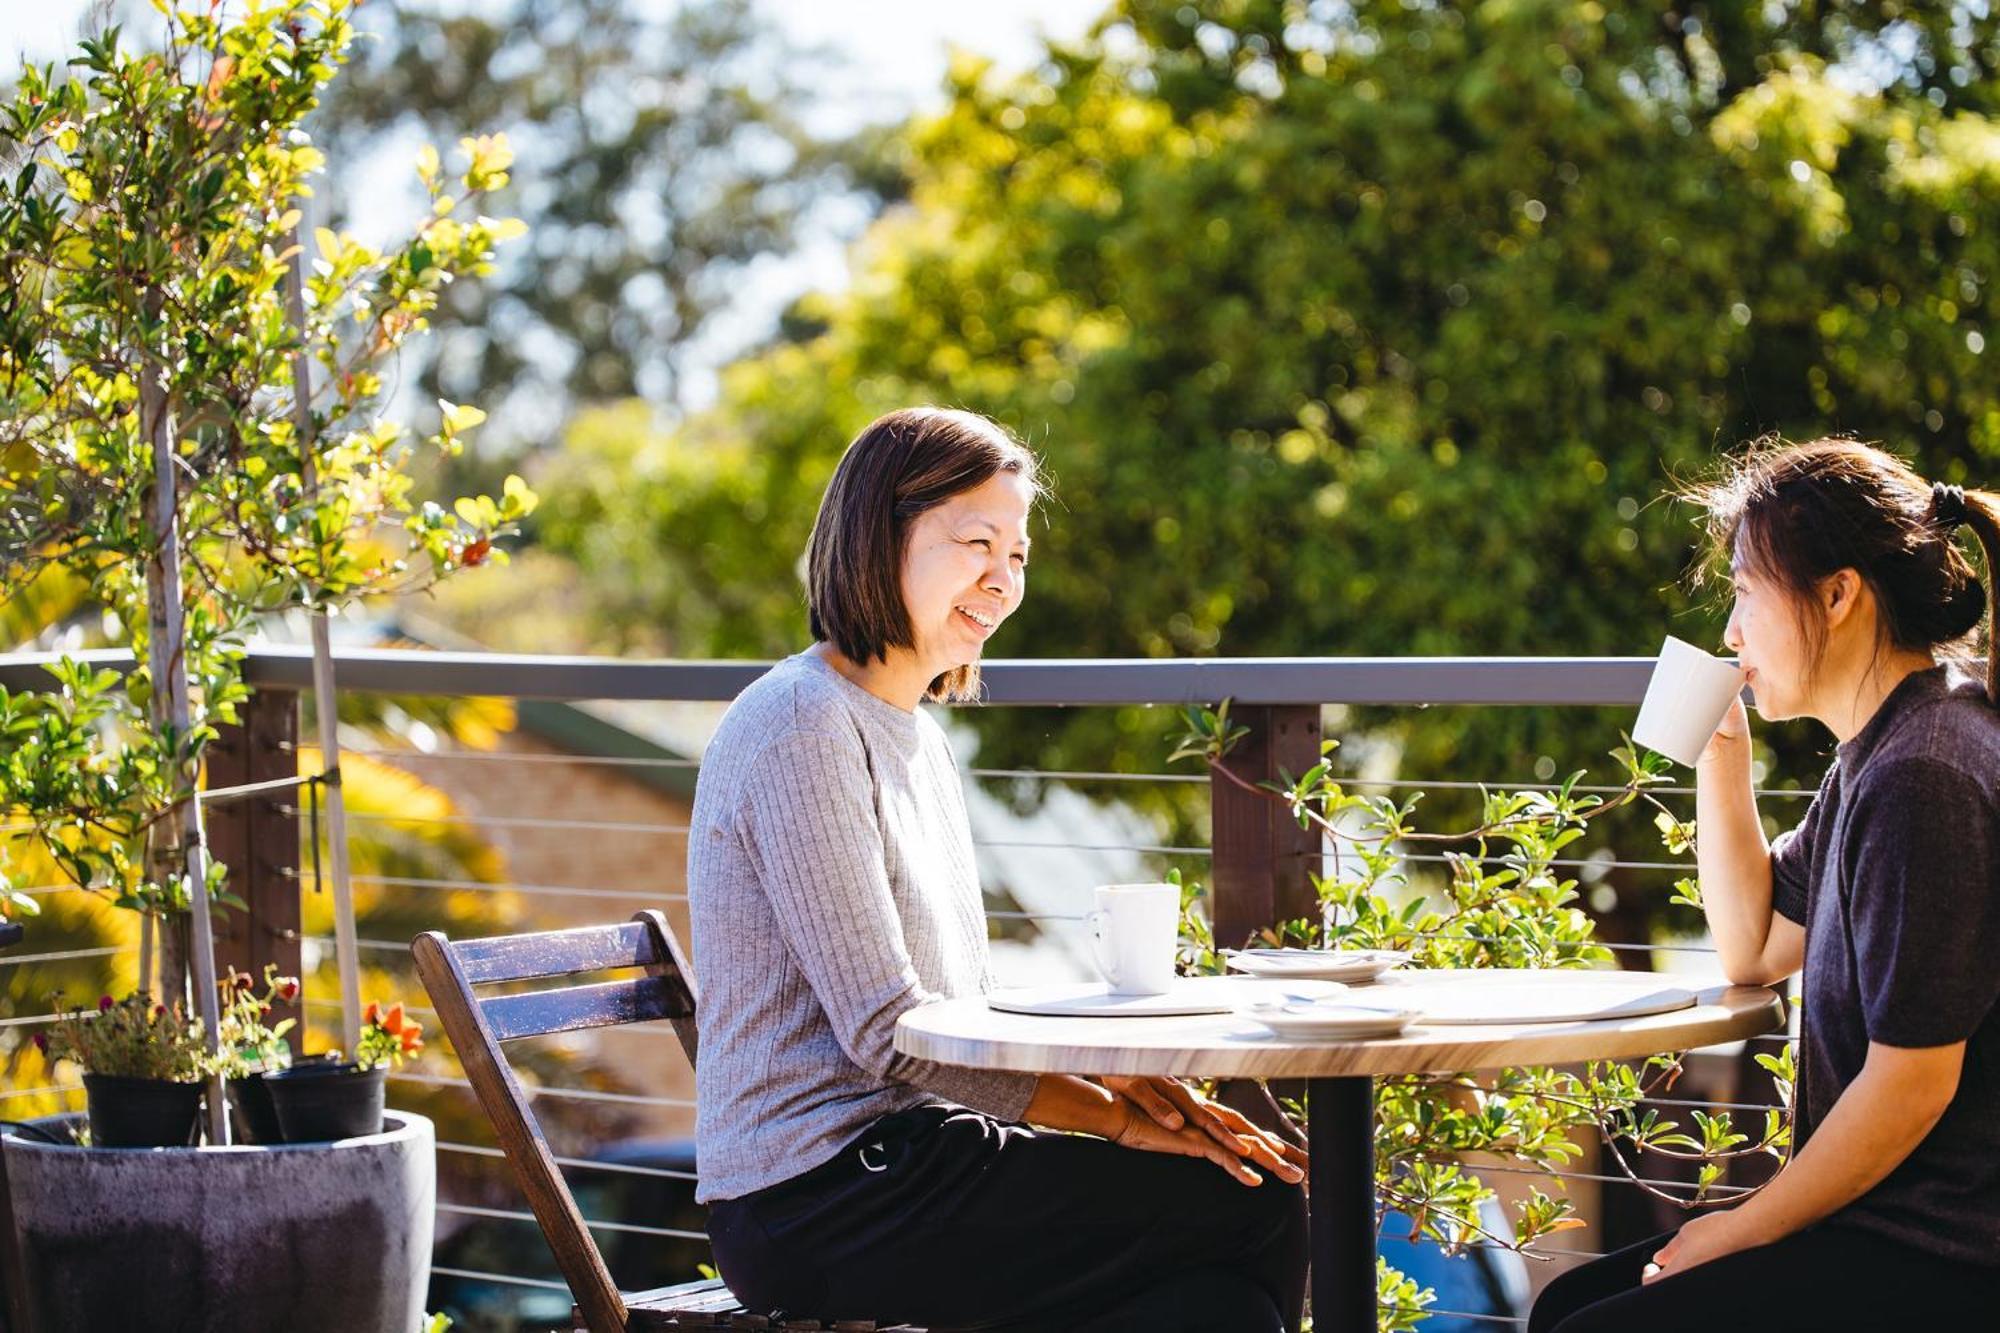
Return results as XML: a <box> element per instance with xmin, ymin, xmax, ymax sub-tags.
<box><xmin>1942</xmin><ymin>483</ymin><xmax>2000</xmax><ymax>707</ymax></box>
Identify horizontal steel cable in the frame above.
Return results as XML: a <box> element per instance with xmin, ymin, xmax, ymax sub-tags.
<box><xmin>430</xmin><ymin>1264</ymin><xmax>575</xmax><ymax>1293</ymax></box>
<box><xmin>389</xmin><ymin>1069</ymin><xmax>694</xmax><ymax>1109</ymax></box>
<box><xmin>310</xmin><ymin>745</ymin><xmax>1820</xmax><ymax>802</ymax></box>
<box><xmin>339</xmin><ymin>746</ymin><xmax>701</xmax><ymax>771</ymax></box>
<box><xmin>1454</xmin><ymin>1239</ymin><xmax>1606</xmax><ymax>1260</ymax></box>
<box><xmin>436</xmin><ymin>1138</ymin><xmax>697</xmax><ymax>1182</ymax></box>
<box><xmin>289</xmin><ymin>869</ymin><xmax>687</xmax><ymax>903</ymax></box>
<box><xmin>434</xmin><ymin>1199</ymin><xmax>706</xmax><ymax>1241</ymax></box>
<box><xmin>1639</xmin><ymin>1095</ymin><xmax>1786</xmax><ymax>1113</ymax></box>
<box><xmin>1380</xmin><ymin>1307</ymin><xmax>1525</xmax><ymax>1326</ymax></box>
<box><xmin>1403</xmin><ymin>1156</ymin><xmax>1755</xmax><ymax>1198</ymax></box>
<box><xmin>281</xmin><ymin>806</ymin><xmax>694</xmax><ymax>836</ymax></box>
<box><xmin>0</xmin><ymin>944</ymin><xmax>129</xmax><ymax>966</ymax></box>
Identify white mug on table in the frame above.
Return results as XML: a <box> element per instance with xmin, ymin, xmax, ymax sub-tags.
<box><xmin>1632</xmin><ymin>635</ymin><xmax>1747</xmax><ymax>767</ymax></box>
<box><xmin>1085</xmin><ymin>883</ymin><xmax>1180</xmax><ymax>996</ymax></box>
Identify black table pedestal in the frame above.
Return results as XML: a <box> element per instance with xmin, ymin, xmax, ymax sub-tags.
<box><xmin>1308</xmin><ymin>1075</ymin><xmax>1377</xmax><ymax>1333</ymax></box>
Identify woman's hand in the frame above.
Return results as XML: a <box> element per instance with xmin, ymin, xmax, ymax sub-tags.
<box><xmin>1698</xmin><ymin>695</ymin><xmax>1751</xmax><ymax>765</ymax></box>
<box><xmin>1643</xmin><ymin>1209</ymin><xmax>1766</xmax><ymax>1283</ymax></box>
<box><xmin>1100</xmin><ymin>1075</ymin><xmax>1306</xmax><ymax>1186</ymax></box>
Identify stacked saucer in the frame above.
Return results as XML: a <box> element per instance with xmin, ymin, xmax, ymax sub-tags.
<box><xmin>1224</xmin><ymin>947</ymin><xmax>1410</xmax><ymax>985</ymax></box>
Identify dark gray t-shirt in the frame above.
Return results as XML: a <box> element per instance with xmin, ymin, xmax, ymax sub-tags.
<box><xmin>1770</xmin><ymin>663</ymin><xmax>2000</xmax><ymax>1265</ymax></box>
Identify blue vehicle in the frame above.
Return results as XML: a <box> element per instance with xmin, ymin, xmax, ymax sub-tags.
<box><xmin>1379</xmin><ymin>1201</ymin><xmax>1531</xmax><ymax>1330</ymax></box>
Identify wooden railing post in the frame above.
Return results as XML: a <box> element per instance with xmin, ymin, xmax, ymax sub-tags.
<box><xmin>1208</xmin><ymin>704</ymin><xmax>1323</xmax><ymax>952</ymax></box>
<box><xmin>206</xmin><ymin>684</ymin><xmax>304</xmax><ymax>1056</ymax></box>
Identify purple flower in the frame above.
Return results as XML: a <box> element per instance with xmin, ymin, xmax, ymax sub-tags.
<box><xmin>32</xmin><ymin>1032</ymin><xmax>47</xmax><ymax>1054</ymax></box>
<box><xmin>97</xmin><ymin>995</ymin><xmax>114</xmax><ymax>1013</ymax></box>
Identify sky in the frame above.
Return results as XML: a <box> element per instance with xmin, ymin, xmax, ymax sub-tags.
<box><xmin>1</xmin><ymin>0</ymin><xmax>1096</xmax><ymax>80</ymax></box>
<box><xmin>0</xmin><ymin>0</ymin><xmax>1101</xmax><ymax>413</ymax></box>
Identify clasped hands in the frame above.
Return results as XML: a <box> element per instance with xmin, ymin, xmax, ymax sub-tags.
<box><xmin>1097</xmin><ymin>1075</ymin><xmax>1307</xmax><ymax>1188</ymax></box>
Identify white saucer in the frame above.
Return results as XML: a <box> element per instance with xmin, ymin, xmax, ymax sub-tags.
<box><xmin>986</xmin><ymin>976</ymin><xmax>1344</xmax><ymax>1018</ymax></box>
<box><xmin>1225</xmin><ymin>948</ymin><xmax>1411</xmax><ymax>984</ymax></box>
<box><xmin>1242</xmin><ymin>1000</ymin><xmax>1422</xmax><ymax>1041</ymax></box>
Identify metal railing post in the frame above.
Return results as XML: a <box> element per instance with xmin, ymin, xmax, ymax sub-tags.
<box><xmin>206</xmin><ymin>684</ymin><xmax>305</xmax><ymax>1057</ymax></box>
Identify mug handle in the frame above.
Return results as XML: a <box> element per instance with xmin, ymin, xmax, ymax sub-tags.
<box><xmin>1086</xmin><ymin>908</ymin><xmax>1121</xmax><ymax>989</ymax></box>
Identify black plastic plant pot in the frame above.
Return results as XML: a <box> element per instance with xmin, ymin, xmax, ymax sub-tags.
<box><xmin>81</xmin><ymin>1073</ymin><xmax>204</xmax><ymax>1148</ymax></box>
<box><xmin>225</xmin><ymin>1072</ymin><xmax>286</xmax><ymax>1146</ymax></box>
<box><xmin>264</xmin><ymin>1062</ymin><xmax>387</xmax><ymax>1142</ymax></box>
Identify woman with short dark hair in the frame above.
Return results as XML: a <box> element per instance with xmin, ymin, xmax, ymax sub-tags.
<box><xmin>689</xmin><ymin>408</ymin><xmax>1310</xmax><ymax>1331</ymax></box>
<box><xmin>1531</xmin><ymin>438</ymin><xmax>2000</xmax><ymax>1331</ymax></box>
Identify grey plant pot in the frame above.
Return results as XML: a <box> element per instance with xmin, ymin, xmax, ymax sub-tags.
<box><xmin>1</xmin><ymin>1109</ymin><xmax>436</xmax><ymax>1333</ymax></box>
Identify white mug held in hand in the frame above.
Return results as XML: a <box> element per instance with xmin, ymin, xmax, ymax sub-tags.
<box><xmin>1633</xmin><ymin>635</ymin><xmax>1748</xmax><ymax>767</ymax></box>
<box><xmin>1085</xmin><ymin>883</ymin><xmax>1180</xmax><ymax>996</ymax></box>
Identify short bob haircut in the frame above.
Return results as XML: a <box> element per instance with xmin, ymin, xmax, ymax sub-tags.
<box><xmin>806</xmin><ymin>407</ymin><xmax>1041</xmax><ymax>703</ymax></box>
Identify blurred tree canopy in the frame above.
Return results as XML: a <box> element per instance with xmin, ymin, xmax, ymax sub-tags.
<box><xmin>311</xmin><ymin>0</ymin><xmax>875</xmax><ymax>448</ymax></box>
<box><xmin>531</xmin><ymin>0</ymin><xmax>2000</xmax><ymax>811</ymax></box>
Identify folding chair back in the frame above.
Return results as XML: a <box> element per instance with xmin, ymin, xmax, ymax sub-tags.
<box><xmin>412</xmin><ymin>910</ymin><xmax>697</xmax><ymax>1333</ymax></box>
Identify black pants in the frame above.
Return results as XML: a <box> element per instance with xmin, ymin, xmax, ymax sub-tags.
<box><xmin>1528</xmin><ymin>1221</ymin><xmax>2000</xmax><ymax>1331</ymax></box>
<box><xmin>707</xmin><ymin>1103</ymin><xmax>1309</xmax><ymax>1332</ymax></box>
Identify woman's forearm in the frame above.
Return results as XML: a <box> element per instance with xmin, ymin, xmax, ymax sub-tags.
<box><xmin>1694</xmin><ymin>734</ymin><xmax>1777</xmax><ymax>982</ymax></box>
<box><xmin>1022</xmin><ymin>1073</ymin><xmax>1123</xmax><ymax>1137</ymax></box>
<box><xmin>1730</xmin><ymin>1061</ymin><xmax>1950</xmax><ymax>1244</ymax></box>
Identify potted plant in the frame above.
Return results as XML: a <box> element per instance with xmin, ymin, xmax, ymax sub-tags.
<box><xmin>266</xmin><ymin>1000</ymin><xmax>425</xmax><ymax>1143</ymax></box>
<box><xmin>216</xmin><ymin>967</ymin><xmax>301</xmax><ymax>1145</ymax></box>
<box><xmin>38</xmin><ymin>993</ymin><xmax>213</xmax><ymax>1147</ymax></box>
<box><xmin>0</xmin><ymin>0</ymin><xmax>532</xmax><ymax>1074</ymax></box>
<box><xmin>0</xmin><ymin>3</ymin><xmax>521</xmax><ymax>1326</ymax></box>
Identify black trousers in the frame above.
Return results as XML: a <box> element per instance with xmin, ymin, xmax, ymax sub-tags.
<box><xmin>1528</xmin><ymin>1221</ymin><xmax>2000</xmax><ymax>1332</ymax></box>
<box><xmin>707</xmin><ymin>1103</ymin><xmax>1309</xmax><ymax>1332</ymax></box>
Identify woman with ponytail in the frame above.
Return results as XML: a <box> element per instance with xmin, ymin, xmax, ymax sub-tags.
<box><xmin>1532</xmin><ymin>439</ymin><xmax>2000</xmax><ymax>1331</ymax></box>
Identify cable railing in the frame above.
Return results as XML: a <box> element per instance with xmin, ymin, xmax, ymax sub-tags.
<box><xmin>0</xmin><ymin>648</ymin><xmax>1804</xmax><ymax>1326</ymax></box>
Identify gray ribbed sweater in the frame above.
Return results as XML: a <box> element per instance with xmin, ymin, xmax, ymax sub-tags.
<box><xmin>687</xmin><ymin>651</ymin><xmax>1039</xmax><ymax>1202</ymax></box>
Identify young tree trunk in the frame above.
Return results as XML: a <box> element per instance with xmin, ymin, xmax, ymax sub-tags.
<box><xmin>141</xmin><ymin>359</ymin><xmax>226</xmax><ymax>1144</ymax></box>
<box><xmin>285</xmin><ymin>224</ymin><xmax>363</xmax><ymax>1056</ymax></box>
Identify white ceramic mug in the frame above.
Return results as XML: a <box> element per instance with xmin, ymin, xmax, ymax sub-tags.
<box><xmin>1085</xmin><ymin>883</ymin><xmax>1179</xmax><ymax>996</ymax></box>
<box><xmin>1632</xmin><ymin>635</ymin><xmax>1747</xmax><ymax>767</ymax></box>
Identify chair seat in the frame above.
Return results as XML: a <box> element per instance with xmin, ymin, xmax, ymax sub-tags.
<box><xmin>578</xmin><ymin>1276</ymin><xmax>929</xmax><ymax>1331</ymax></box>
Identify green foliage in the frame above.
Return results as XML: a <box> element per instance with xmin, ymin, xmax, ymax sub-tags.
<box><xmin>1376</xmin><ymin>1255</ymin><xmax>1436</xmax><ymax>1331</ymax></box>
<box><xmin>531</xmin><ymin>0</ymin><xmax>2000</xmax><ymax>819</ymax></box>
<box><xmin>41</xmin><ymin>991</ymin><xmax>211</xmax><ymax>1082</ymax></box>
<box><xmin>0</xmin><ymin>1</ymin><xmax>534</xmax><ymax>921</ymax></box>
<box><xmin>1173</xmin><ymin>706</ymin><xmax>1793</xmax><ymax>1316</ymax></box>
<box><xmin>351</xmin><ymin>999</ymin><xmax>424</xmax><ymax>1072</ymax></box>
<box><xmin>311</xmin><ymin>0</ymin><xmax>876</xmax><ymax>437</ymax></box>
<box><xmin>214</xmin><ymin>964</ymin><xmax>301</xmax><ymax>1078</ymax></box>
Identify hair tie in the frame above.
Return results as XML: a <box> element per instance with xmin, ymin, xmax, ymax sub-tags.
<box><xmin>1932</xmin><ymin>482</ymin><xmax>1970</xmax><ymax>530</ymax></box>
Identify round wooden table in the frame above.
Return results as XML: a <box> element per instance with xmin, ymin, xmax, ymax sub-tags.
<box><xmin>896</xmin><ymin>970</ymin><xmax>1784</xmax><ymax>1333</ymax></box>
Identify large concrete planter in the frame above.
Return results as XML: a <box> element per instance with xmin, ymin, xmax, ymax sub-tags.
<box><xmin>1</xmin><ymin>1109</ymin><xmax>435</xmax><ymax>1333</ymax></box>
